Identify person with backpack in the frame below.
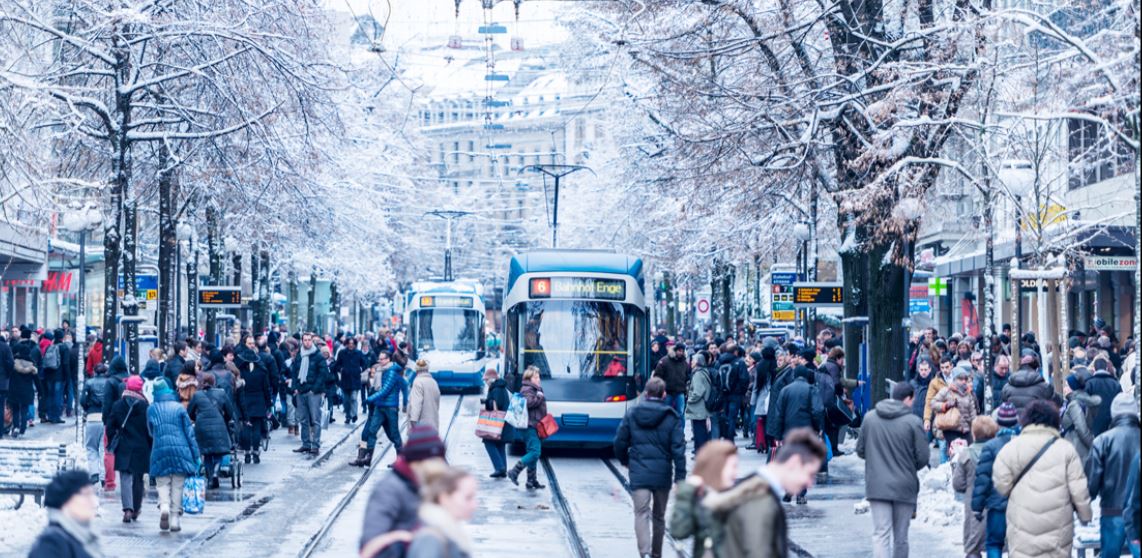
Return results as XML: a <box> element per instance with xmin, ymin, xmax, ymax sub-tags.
<box><xmin>42</xmin><ymin>331</ymin><xmax>68</xmax><ymax>424</ymax></box>
<box><xmin>1060</xmin><ymin>371</ymin><xmax>1100</xmax><ymax>462</ymax></box>
<box><xmin>685</xmin><ymin>353</ymin><xmax>716</xmax><ymax>454</ymax></box>
<box><xmin>769</xmin><ymin>366</ymin><xmax>824</xmax><ymax>505</ymax></box>
<box><xmin>714</xmin><ymin>343</ymin><xmax>749</xmax><ymax>441</ymax></box>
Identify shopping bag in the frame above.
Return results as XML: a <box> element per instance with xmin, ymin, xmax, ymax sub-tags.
<box><xmin>182</xmin><ymin>476</ymin><xmax>206</xmax><ymax>515</ymax></box>
<box><xmin>238</xmin><ymin>422</ymin><xmax>257</xmax><ymax>451</ymax></box>
<box><xmin>824</xmin><ymin>433</ymin><xmax>833</xmax><ymax>462</ymax></box>
<box><xmin>475</xmin><ymin>409</ymin><xmax>507</xmax><ymax>441</ymax></box>
<box><xmin>537</xmin><ymin>413</ymin><xmax>560</xmax><ymax>440</ymax></box>
<box><xmin>505</xmin><ymin>393</ymin><xmax>529</xmax><ymax>429</ymax></box>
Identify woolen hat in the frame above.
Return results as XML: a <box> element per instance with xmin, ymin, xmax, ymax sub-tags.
<box><xmin>1065</xmin><ymin>374</ymin><xmax>1083</xmax><ymax>392</ymax></box>
<box><xmin>952</xmin><ymin>368</ymin><xmax>972</xmax><ymax>381</ymax></box>
<box><xmin>401</xmin><ymin>425</ymin><xmax>447</xmax><ymax>462</ymax></box>
<box><xmin>152</xmin><ymin>378</ymin><xmax>173</xmax><ymax>395</ymax></box>
<box><xmin>126</xmin><ymin>376</ymin><xmax>144</xmax><ymax>393</ymax></box>
<box><xmin>995</xmin><ymin>402</ymin><xmax>1019</xmax><ymax>427</ymax></box>
<box><xmin>44</xmin><ymin>470</ymin><xmax>93</xmax><ymax>509</ymax></box>
<box><xmin>1110</xmin><ymin>392</ymin><xmax>1137</xmax><ymax>419</ymax></box>
<box><xmin>415</xmin><ymin>359</ymin><xmax>429</xmax><ymax>372</ymax></box>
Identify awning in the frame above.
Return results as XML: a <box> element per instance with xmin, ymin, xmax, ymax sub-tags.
<box><xmin>934</xmin><ymin>224</ymin><xmax>1135</xmax><ymax>277</ymax></box>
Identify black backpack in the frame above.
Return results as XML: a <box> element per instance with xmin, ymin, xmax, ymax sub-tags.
<box><xmin>717</xmin><ymin>362</ymin><xmax>736</xmax><ymax>394</ymax></box>
<box><xmin>702</xmin><ymin>369</ymin><xmax>725</xmax><ymax>413</ymax></box>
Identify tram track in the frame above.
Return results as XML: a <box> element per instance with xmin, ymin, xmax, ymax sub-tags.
<box><xmin>540</xmin><ymin>457</ymin><xmax>592</xmax><ymax>558</ymax></box>
<box><xmin>296</xmin><ymin>394</ymin><xmax>465</xmax><ymax>558</ymax></box>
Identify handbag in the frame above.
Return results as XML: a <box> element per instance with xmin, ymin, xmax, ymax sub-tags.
<box><xmin>826</xmin><ymin>394</ymin><xmax>856</xmax><ymax>427</ymax></box>
<box><xmin>537</xmin><ymin>413</ymin><xmax>559</xmax><ymax>440</ymax></box>
<box><xmin>476</xmin><ymin>410</ymin><xmax>507</xmax><ymax>441</ymax></box>
<box><xmin>13</xmin><ymin>358</ymin><xmax>36</xmax><ymax>375</ymax></box>
<box><xmin>934</xmin><ymin>405</ymin><xmax>962</xmax><ymax>431</ymax></box>
<box><xmin>505</xmin><ymin>393</ymin><xmax>529</xmax><ymax>429</ymax></box>
<box><xmin>107</xmin><ymin>400</ymin><xmax>136</xmax><ymax>453</ymax></box>
<box><xmin>182</xmin><ymin>476</ymin><xmax>206</xmax><ymax>515</ymax></box>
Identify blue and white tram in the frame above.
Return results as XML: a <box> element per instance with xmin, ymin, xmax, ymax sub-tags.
<box><xmin>501</xmin><ymin>250</ymin><xmax>649</xmax><ymax>448</ymax></box>
<box><xmin>405</xmin><ymin>281</ymin><xmax>487</xmax><ymax>392</ymax></box>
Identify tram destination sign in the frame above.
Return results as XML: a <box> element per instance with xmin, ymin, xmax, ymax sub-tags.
<box><xmin>419</xmin><ymin>295</ymin><xmax>474</xmax><ymax>308</ymax></box>
<box><xmin>792</xmin><ymin>282</ymin><xmax>844</xmax><ymax>307</ymax></box>
<box><xmin>198</xmin><ymin>286</ymin><xmax>243</xmax><ymax>308</ymax></box>
<box><xmin>529</xmin><ymin>277</ymin><xmax>626</xmax><ymax>301</ymax></box>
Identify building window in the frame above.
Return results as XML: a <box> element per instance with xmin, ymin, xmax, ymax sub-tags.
<box><xmin>1068</xmin><ymin>117</ymin><xmax>1136</xmax><ymax>190</ymax></box>
<box><xmin>453</xmin><ymin>141</ymin><xmax>460</xmax><ymax>164</ymax></box>
<box><xmin>468</xmin><ymin>140</ymin><xmax>475</xmax><ymax>162</ymax></box>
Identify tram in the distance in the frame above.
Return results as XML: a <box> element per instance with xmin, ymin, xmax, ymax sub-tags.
<box><xmin>405</xmin><ymin>281</ymin><xmax>487</xmax><ymax>392</ymax></box>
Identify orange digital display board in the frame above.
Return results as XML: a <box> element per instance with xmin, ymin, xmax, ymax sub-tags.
<box><xmin>791</xmin><ymin>284</ymin><xmax>843</xmax><ymax>307</ymax></box>
<box><xmin>198</xmin><ymin>287</ymin><xmax>243</xmax><ymax>308</ymax></box>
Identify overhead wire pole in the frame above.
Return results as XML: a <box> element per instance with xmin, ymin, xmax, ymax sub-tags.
<box><xmin>427</xmin><ymin>210</ymin><xmax>473</xmax><ymax>281</ymax></box>
<box><xmin>522</xmin><ymin>164</ymin><xmax>592</xmax><ymax>248</ymax></box>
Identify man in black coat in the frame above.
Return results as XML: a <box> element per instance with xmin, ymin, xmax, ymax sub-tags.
<box><xmin>28</xmin><ymin>470</ymin><xmax>102</xmax><ymax>558</ymax></box>
<box><xmin>11</xmin><ymin>326</ymin><xmax>41</xmax><ymax>435</ymax></box>
<box><xmin>1086</xmin><ymin>392</ymin><xmax>1140</xmax><ymax>558</ymax></box>
<box><xmin>652</xmin><ymin>343</ymin><xmax>689</xmax><ymax>417</ymax></box>
<box><xmin>0</xmin><ymin>333</ymin><xmax>12</xmax><ymax>439</ymax></box>
<box><xmin>164</xmin><ymin>341</ymin><xmax>189</xmax><ymax>393</ymax></box>
<box><xmin>101</xmin><ymin>356</ymin><xmax>131</xmax><ymax>423</ymax></box>
<box><xmin>614</xmin><ymin>377</ymin><xmax>685</xmax><ymax>558</ymax></box>
<box><xmin>1084</xmin><ymin>359</ymin><xmax>1122</xmax><ymax>437</ymax></box>
<box><xmin>770</xmin><ymin>366</ymin><xmax>824</xmax><ymax>442</ymax></box>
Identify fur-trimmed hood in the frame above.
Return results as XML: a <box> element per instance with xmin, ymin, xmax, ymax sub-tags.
<box><xmin>417</xmin><ymin>503</ymin><xmax>473</xmax><ymax>554</ymax></box>
<box><xmin>701</xmin><ymin>473</ymin><xmax>773</xmax><ymax>515</ymax></box>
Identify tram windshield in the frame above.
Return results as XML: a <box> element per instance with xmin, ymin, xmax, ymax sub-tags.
<box><xmin>411</xmin><ymin>309</ymin><xmax>482</xmax><ymax>353</ymax></box>
<box><xmin>519</xmin><ymin>300</ymin><xmax>639</xmax><ymax>381</ymax></box>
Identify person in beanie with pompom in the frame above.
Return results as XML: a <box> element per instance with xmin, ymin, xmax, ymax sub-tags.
<box><xmin>359</xmin><ymin>424</ymin><xmax>448</xmax><ymax>558</ymax></box>
<box><xmin>28</xmin><ymin>470</ymin><xmax>103</xmax><ymax>558</ymax></box>
<box><xmin>970</xmin><ymin>402</ymin><xmax>1020</xmax><ymax>558</ymax></box>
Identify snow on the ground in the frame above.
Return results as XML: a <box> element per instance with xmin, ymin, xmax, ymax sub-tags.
<box><xmin>916</xmin><ymin>463</ymin><xmax>962</xmax><ymax>528</ymax></box>
<box><xmin>0</xmin><ymin>506</ymin><xmax>47</xmax><ymax>552</ymax></box>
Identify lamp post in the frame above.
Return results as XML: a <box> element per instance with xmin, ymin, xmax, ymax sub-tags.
<box><xmin>176</xmin><ymin>222</ymin><xmax>193</xmax><ymax>340</ymax></box>
<box><xmin>793</xmin><ymin>221</ymin><xmax>812</xmax><ymax>340</ymax></box>
<box><xmin>426</xmin><ymin>210</ymin><xmax>473</xmax><ymax>281</ymax></box>
<box><xmin>998</xmin><ymin>160</ymin><xmax>1034</xmax><ymax>360</ymax></box>
<box><xmin>61</xmin><ymin>205</ymin><xmax>102</xmax><ymax>450</ymax></box>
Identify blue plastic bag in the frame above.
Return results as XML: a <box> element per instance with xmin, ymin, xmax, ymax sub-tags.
<box><xmin>824</xmin><ymin>433</ymin><xmax>833</xmax><ymax>462</ymax></box>
<box><xmin>505</xmin><ymin>393</ymin><xmax>529</xmax><ymax>429</ymax></box>
<box><xmin>182</xmin><ymin>476</ymin><xmax>206</xmax><ymax>514</ymax></box>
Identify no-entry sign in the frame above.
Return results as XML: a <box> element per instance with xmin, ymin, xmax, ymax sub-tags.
<box><xmin>696</xmin><ymin>297</ymin><xmax>711</xmax><ymax>320</ymax></box>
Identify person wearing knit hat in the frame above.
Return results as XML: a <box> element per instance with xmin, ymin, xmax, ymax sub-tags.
<box><xmin>1082</xmin><ymin>392</ymin><xmax>1139</xmax><ymax>558</ymax></box>
<box><xmin>28</xmin><ymin>470</ymin><xmax>104</xmax><ymax>558</ymax></box>
<box><xmin>970</xmin><ymin>401</ymin><xmax>1021</xmax><ymax>557</ymax></box>
<box><xmin>359</xmin><ymin>424</ymin><xmax>447</xmax><ymax>558</ymax></box>
<box><xmin>408</xmin><ymin>359</ymin><xmax>441</xmax><ymax>431</ymax></box>
<box><xmin>994</xmin><ymin>403</ymin><xmax>1019</xmax><ymax>429</ymax></box>
<box><xmin>930</xmin><ymin>364</ymin><xmax>978</xmax><ymax>457</ymax></box>
<box><xmin>106</xmin><ymin>372</ymin><xmax>152</xmax><ymax>523</ymax></box>
<box><xmin>1062</xmin><ymin>373</ymin><xmax>1101</xmax><ymax>461</ymax></box>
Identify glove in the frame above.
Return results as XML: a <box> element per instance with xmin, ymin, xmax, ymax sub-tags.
<box><xmin>973</xmin><ymin>512</ymin><xmax>983</xmax><ymax>522</ymax></box>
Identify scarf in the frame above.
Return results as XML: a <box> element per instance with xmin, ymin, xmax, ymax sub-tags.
<box><xmin>48</xmin><ymin>509</ymin><xmax>104</xmax><ymax>558</ymax></box>
<box><xmin>417</xmin><ymin>503</ymin><xmax>474</xmax><ymax>555</ymax></box>
<box><xmin>298</xmin><ymin>345</ymin><xmax>317</xmax><ymax>384</ymax></box>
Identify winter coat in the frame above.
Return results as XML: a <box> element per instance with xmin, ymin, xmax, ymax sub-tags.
<box><xmin>1124</xmin><ymin>452</ymin><xmax>1141</xmax><ymax>545</ymax></box>
<box><xmin>1000</xmin><ymin>369</ymin><xmax>1056</xmax><ymax>412</ymax></box>
<box><xmin>653</xmin><ymin>354</ymin><xmax>690</xmax><ymax>396</ymax></box>
<box><xmin>970</xmin><ymin>429</ymin><xmax>1017</xmax><ymax>514</ymax></box>
<box><xmin>164</xmin><ymin>354</ymin><xmax>186</xmax><ymax>389</ymax></box>
<box><xmin>764</xmin><ymin>367</ymin><xmax>794</xmax><ymax>438</ymax></box>
<box><xmin>290</xmin><ymin>345</ymin><xmax>331</xmax><ymax>394</ymax></box>
<box><xmin>1086</xmin><ymin>414</ymin><xmax>1141</xmax><ymax>516</ymax></box>
<box><xmin>1083</xmin><ymin>371</ymin><xmax>1122</xmax><ymax>437</ymax></box>
<box><xmin>754</xmin><ymin>349</ymin><xmax>778</xmax><ymax>411</ymax></box>
<box><xmin>0</xmin><ymin>337</ymin><xmax>13</xmax><ymax>393</ymax></box>
<box><xmin>82</xmin><ymin>374</ymin><xmax>111</xmax><ymax>416</ymax></box>
<box><xmin>106</xmin><ymin>393</ymin><xmax>152</xmax><ymax>475</ymax></box>
<box><xmin>235</xmin><ymin>348</ymin><xmax>272</xmax><ymax>421</ymax></box>
<box><xmin>923</xmin><ymin>374</ymin><xmax>948</xmax><ymax>425</ymax></box>
<box><xmin>359</xmin><ymin>464</ymin><xmax>421</xmax><ymax>557</ymax></box>
<box><xmin>408</xmin><ymin>371</ymin><xmax>441</xmax><ymax>431</ymax></box>
<box><xmin>716</xmin><ymin>354</ymin><xmax>751</xmax><ymax>397</ymax></box>
<box><xmin>85</xmin><ymin>342</ymin><xmax>102</xmax><ymax>377</ymax></box>
<box><xmin>986</xmin><ymin>371</ymin><xmax>1009</xmax><ymax>411</ymax></box>
<box><xmin>334</xmin><ymin>349</ymin><xmax>368</xmax><ymax>394</ymax></box>
<box><xmin>521</xmin><ymin>380</ymin><xmax>548</xmax><ymax>428</ymax></box>
<box><xmin>10</xmin><ymin>338</ymin><xmax>41</xmax><ymax>406</ymax></box>
<box><xmin>685</xmin><ymin>367</ymin><xmax>712</xmax><ymax>421</ymax></box>
<box><xmin>769</xmin><ymin>376</ymin><xmax>824</xmax><ymax>439</ymax></box>
<box><xmin>909</xmin><ymin>373</ymin><xmax>933</xmax><ymax>419</ymax></box>
<box><xmin>613</xmin><ymin>398</ymin><xmax>685</xmax><ymax>490</ymax></box>
<box><xmin>1061</xmin><ymin>390</ymin><xmax>1100</xmax><ymax>462</ymax></box>
<box><xmin>368</xmin><ymin>364</ymin><xmax>408</xmax><ymax>409</ymax></box>
<box><xmin>27</xmin><ymin>513</ymin><xmax>101</xmax><ymax>558</ymax></box>
<box><xmin>669</xmin><ymin>481</ymin><xmax>718</xmax><ymax>558</ymax></box>
<box><xmin>703</xmin><ymin>473</ymin><xmax>787</xmax><ymax>558</ymax></box>
<box><xmin>993</xmin><ymin>424</ymin><xmax>1092</xmax><ymax>558</ymax></box>
<box><xmin>147</xmin><ymin>392</ymin><xmax>201</xmax><ymax>477</ymax></box>
<box><xmin>141</xmin><ymin>359</ymin><xmax>164</xmax><ymax>382</ymax></box>
<box><xmin>406</xmin><ymin>503</ymin><xmax>474</xmax><ymax>558</ymax></box>
<box><xmin>929</xmin><ymin>383</ymin><xmax>977</xmax><ymax>434</ymax></box>
<box><xmin>856</xmin><ymin>399</ymin><xmax>929</xmax><ymax>504</ymax></box>
<box><xmin>187</xmin><ymin>389</ymin><xmax>234</xmax><ymax>455</ymax></box>
<box><xmin>208</xmin><ymin>364</ymin><xmax>236</xmax><ymax>399</ymax></box>
<box><xmin>100</xmin><ymin>357</ymin><xmax>130</xmax><ymax>424</ymax></box>
<box><xmin>952</xmin><ymin>442</ymin><xmax>986</xmax><ymax>556</ymax></box>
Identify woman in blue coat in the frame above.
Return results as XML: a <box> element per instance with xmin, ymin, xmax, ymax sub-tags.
<box><xmin>147</xmin><ymin>381</ymin><xmax>200</xmax><ymax>533</ymax></box>
<box><xmin>333</xmin><ymin>338</ymin><xmax>367</xmax><ymax>424</ymax></box>
<box><xmin>236</xmin><ymin>334</ymin><xmax>273</xmax><ymax>464</ymax></box>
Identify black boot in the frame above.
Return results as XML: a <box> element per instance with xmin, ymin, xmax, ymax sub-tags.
<box><xmin>507</xmin><ymin>462</ymin><xmax>525</xmax><ymax>486</ymax></box>
<box><xmin>525</xmin><ymin>467</ymin><xmax>546</xmax><ymax>490</ymax></box>
<box><xmin>349</xmin><ymin>447</ymin><xmax>373</xmax><ymax>467</ymax></box>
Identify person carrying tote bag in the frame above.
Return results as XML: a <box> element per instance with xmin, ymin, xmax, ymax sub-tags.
<box><xmin>478</xmin><ymin>369</ymin><xmax>512</xmax><ymax>478</ymax></box>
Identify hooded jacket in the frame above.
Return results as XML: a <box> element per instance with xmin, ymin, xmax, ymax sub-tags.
<box><xmin>769</xmin><ymin>375</ymin><xmax>824</xmax><ymax>439</ymax></box>
<box><xmin>856</xmin><ymin>399</ymin><xmax>930</xmax><ymax>504</ymax></box>
<box><xmin>235</xmin><ymin>347</ymin><xmax>272</xmax><ymax>421</ymax></box>
<box><xmin>685</xmin><ymin>367</ymin><xmax>712</xmax><ymax>421</ymax></box>
<box><xmin>703</xmin><ymin>473</ymin><xmax>787</xmax><ymax>558</ymax></box>
<box><xmin>187</xmin><ymin>388</ymin><xmax>234</xmax><ymax>455</ymax></box>
<box><xmin>653</xmin><ymin>353</ymin><xmax>690</xmax><ymax>396</ymax></box>
<box><xmin>970</xmin><ymin>427</ymin><xmax>1017</xmax><ymax>514</ymax></box>
<box><xmin>1083</xmin><ymin>370</ymin><xmax>1122</xmax><ymax>436</ymax></box>
<box><xmin>613</xmin><ymin>397</ymin><xmax>685</xmax><ymax>490</ymax></box>
<box><xmin>1000</xmin><ymin>369</ymin><xmax>1056</xmax><ymax>412</ymax></box>
<box><xmin>367</xmin><ymin>364</ymin><xmax>408</xmax><ymax>409</ymax></box>
<box><xmin>1086</xmin><ymin>413</ymin><xmax>1141</xmax><ymax>516</ymax></box>
<box><xmin>147</xmin><ymin>391</ymin><xmax>201</xmax><ymax>477</ymax></box>
<box><xmin>101</xmin><ymin>357</ymin><xmax>130</xmax><ymax>423</ymax></box>
<box><xmin>1061</xmin><ymin>390</ymin><xmax>1100</xmax><ymax>461</ymax></box>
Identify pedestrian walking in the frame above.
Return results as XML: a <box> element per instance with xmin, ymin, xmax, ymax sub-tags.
<box><xmin>359</xmin><ymin>425</ymin><xmax>448</xmax><ymax>558</ymax></box>
<box><xmin>929</xmin><ymin>367</ymin><xmax>978</xmax><ymax>459</ymax></box>
<box><xmin>769</xmin><ymin>365</ymin><xmax>825</xmax><ymax>501</ymax></box>
<box><xmin>236</xmin><ymin>335</ymin><xmax>272</xmax><ymax>464</ymax></box>
<box><xmin>333</xmin><ymin>337</ymin><xmax>367</xmax><ymax>424</ymax></box>
<box><xmin>105</xmin><ymin>376</ymin><xmax>151</xmax><ymax>523</ymax></box>
<box><xmin>1123</xmin><ymin>451</ymin><xmax>1141</xmax><ymax>558</ymax></box>
<box><xmin>652</xmin><ymin>343</ymin><xmax>689</xmax><ymax>417</ymax></box>
<box><xmin>408</xmin><ymin>359</ymin><xmax>441</xmax><ymax>430</ymax></box>
<box><xmin>507</xmin><ymin>365</ymin><xmax>547</xmax><ymax>490</ymax></box>
<box><xmin>290</xmin><ymin>332</ymin><xmax>331</xmax><ymax>456</ymax></box>
<box><xmin>176</xmin><ymin>367</ymin><xmax>198</xmax><ymax>407</ymax></box>
<box><xmin>480</xmin><ymin>368</ymin><xmax>512</xmax><ymax>478</ymax></box>
<box><xmin>751</xmin><ymin>347</ymin><xmax>778</xmax><ymax>453</ymax></box>
<box><xmin>953</xmin><ymin>416</ymin><xmax>999</xmax><ymax>558</ymax></box>
<box><xmin>993</xmin><ymin>399</ymin><xmax>1092</xmax><ymax>558</ymax></box>
<box><xmin>406</xmin><ymin>467</ymin><xmax>478</xmax><ymax>558</ymax></box>
<box><xmin>0</xmin><ymin>332</ymin><xmax>14</xmax><ymax>440</ymax></box>
<box><xmin>703</xmin><ymin>428</ymin><xmax>826</xmax><ymax>558</ymax></box>
<box><xmin>142</xmin><ymin>348</ymin><xmax>165</xmax><ymax>382</ymax></box>
<box><xmin>147</xmin><ymin>380</ymin><xmax>201</xmax><ymax>532</ymax></box>
<box><xmin>670</xmin><ymin>440</ymin><xmax>737</xmax><ymax>558</ymax></box>
<box><xmin>614</xmin><ymin>377</ymin><xmax>686</xmax><ymax>558</ymax></box>
<box><xmin>1083</xmin><ymin>358</ymin><xmax>1122</xmax><ymax>437</ymax></box>
<box><xmin>27</xmin><ymin>470</ymin><xmax>103</xmax><ymax>558</ymax></box>
<box><xmin>81</xmin><ymin>364</ymin><xmax>111</xmax><ymax>484</ymax></box>
<box><xmin>685</xmin><ymin>353</ymin><xmax>714</xmax><ymax>454</ymax></box>
<box><xmin>970</xmin><ymin>402</ymin><xmax>1020</xmax><ymax>558</ymax></box>
<box><xmin>764</xmin><ymin>348</ymin><xmax>797</xmax><ymax>451</ymax></box>
<box><xmin>11</xmin><ymin>326</ymin><xmax>40</xmax><ymax>436</ymax></box>
<box><xmin>1060</xmin><ymin>371</ymin><xmax>1101</xmax><ymax>462</ymax></box>
<box><xmin>352</xmin><ymin>353</ymin><xmax>408</xmax><ymax>467</ymax></box>
<box><xmin>187</xmin><ymin>373</ymin><xmax>236</xmax><ymax>489</ymax></box>
<box><xmin>1085</xmin><ymin>392</ymin><xmax>1141</xmax><ymax>558</ymax></box>
<box><xmin>1000</xmin><ymin>355</ymin><xmax>1057</xmax><ymax>412</ymax></box>
<box><xmin>855</xmin><ymin>382</ymin><xmax>931</xmax><ymax>558</ymax></box>
<box><xmin>922</xmin><ymin>357</ymin><xmax>953</xmax><ymax>436</ymax></box>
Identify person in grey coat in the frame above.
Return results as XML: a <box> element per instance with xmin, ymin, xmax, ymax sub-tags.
<box><xmin>856</xmin><ymin>381</ymin><xmax>931</xmax><ymax>558</ymax></box>
<box><xmin>684</xmin><ymin>353</ymin><xmax>712</xmax><ymax>453</ymax></box>
<box><xmin>1061</xmin><ymin>373</ymin><xmax>1100</xmax><ymax>462</ymax></box>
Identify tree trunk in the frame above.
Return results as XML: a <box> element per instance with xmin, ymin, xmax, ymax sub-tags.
<box><xmin>205</xmin><ymin>207</ymin><xmax>221</xmax><ymax>343</ymax></box>
<box><xmin>123</xmin><ymin>202</ymin><xmax>139</xmax><ymax>374</ymax></box>
<box><xmin>288</xmin><ymin>272</ymin><xmax>298</xmax><ymax>332</ymax></box>
<box><xmin>188</xmin><ymin>244</ymin><xmax>198</xmax><ymax>339</ymax></box>
<box><xmin>330</xmin><ymin>279</ymin><xmax>340</xmax><ymax>334</ymax></box>
<box><xmin>232</xmin><ymin>252</ymin><xmax>242</xmax><ymax>326</ymax></box>
<box><xmin>664</xmin><ymin>271</ymin><xmax>675</xmax><ymax>334</ymax></box>
<box><xmin>260</xmin><ymin>251</ymin><xmax>270</xmax><ymax>332</ymax></box>
<box><xmin>157</xmin><ymin>149</ymin><xmax>177</xmax><ymax>349</ymax></box>
<box><xmin>308</xmin><ymin>271</ymin><xmax>318</xmax><ymax>334</ymax></box>
<box><xmin>867</xmin><ymin>239</ymin><xmax>912</xmax><ymax>404</ymax></box>
<box><xmin>251</xmin><ymin>251</ymin><xmax>261</xmax><ymax>332</ymax></box>
<box><xmin>101</xmin><ymin>179</ymin><xmax>122</xmax><ymax>363</ymax></box>
<box><xmin>841</xmin><ymin>224</ymin><xmax>868</xmax><ymax>383</ymax></box>
<box><xmin>721</xmin><ymin>265</ymin><xmax>733</xmax><ymax>337</ymax></box>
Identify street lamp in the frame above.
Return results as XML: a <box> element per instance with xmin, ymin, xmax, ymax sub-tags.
<box><xmin>175</xmin><ymin>222</ymin><xmax>193</xmax><ymax>339</ymax></box>
<box><xmin>998</xmin><ymin>160</ymin><xmax>1034</xmax><ymax>359</ymax></box>
<box><xmin>61</xmin><ymin>204</ymin><xmax>102</xmax><ymax>450</ymax></box>
<box><xmin>793</xmin><ymin>222</ymin><xmax>812</xmax><ymax>340</ymax></box>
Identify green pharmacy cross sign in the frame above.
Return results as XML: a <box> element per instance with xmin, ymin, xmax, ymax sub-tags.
<box><xmin>928</xmin><ymin>277</ymin><xmax>947</xmax><ymax>297</ymax></box>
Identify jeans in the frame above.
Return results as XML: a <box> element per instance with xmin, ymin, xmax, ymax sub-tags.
<box><xmin>204</xmin><ymin>454</ymin><xmax>224</xmax><ymax>484</ymax></box>
<box><xmin>520</xmin><ymin>427</ymin><xmax>541</xmax><ymax>470</ymax></box>
<box><xmin>1130</xmin><ymin>540</ymin><xmax>1140</xmax><ymax>558</ymax></box>
<box><xmin>665</xmin><ymin>393</ymin><xmax>685</xmax><ymax>418</ymax></box>
<box><xmin>119</xmin><ymin>471</ymin><xmax>146</xmax><ymax>512</ymax></box>
<box><xmin>691</xmin><ymin>419</ymin><xmax>710</xmax><ymax>454</ymax></box>
<box><xmin>870</xmin><ymin>500</ymin><xmax>914</xmax><ymax>558</ymax></box>
<box><xmin>984</xmin><ymin>508</ymin><xmax>1006</xmax><ymax>558</ymax></box>
<box><xmin>297</xmin><ymin>392</ymin><xmax>324</xmax><ymax>449</ymax></box>
<box><xmin>9</xmin><ymin>399</ymin><xmax>27</xmax><ymax>435</ymax></box>
<box><xmin>709</xmin><ymin>412</ymin><xmax>722</xmax><ymax>441</ymax></box>
<box><xmin>343</xmin><ymin>389</ymin><xmax>359</xmax><ymax>421</ymax></box>
<box><xmin>363</xmin><ymin>406</ymin><xmax>402</xmax><ymax>450</ymax></box>
<box><xmin>1101</xmin><ymin>514</ymin><xmax>1127</xmax><ymax>558</ymax></box>
<box><xmin>46</xmin><ymin>380</ymin><xmax>64</xmax><ymax>422</ymax></box>
<box><xmin>722</xmin><ymin>396</ymin><xmax>743</xmax><ymax>440</ymax></box>
<box><xmin>0</xmin><ymin>391</ymin><xmax>7</xmax><ymax>438</ymax></box>
<box><xmin>484</xmin><ymin>439</ymin><xmax>507</xmax><ymax>474</ymax></box>
<box><xmin>632</xmin><ymin>488</ymin><xmax>669</xmax><ymax>558</ymax></box>
<box><xmin>85</xmin><ymin>422</ymin><xmax>105</xmax><ymax>480</ymax></box>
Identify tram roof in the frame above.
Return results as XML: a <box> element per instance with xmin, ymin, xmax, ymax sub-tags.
<box><xmin>507</xmin><ymin>250</ymin><xmax>644</xmax><ymax>291</ymax></box>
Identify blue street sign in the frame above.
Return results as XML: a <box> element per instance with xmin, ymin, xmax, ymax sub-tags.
<box><xmin>908</xmin><ymin>297</ymin><xmax>931</xmax><ymax>314</ymax></box>
<box><xmin>771</xmin><ymin>272</ymin><xmax>800</xmax><ymax>286</ymax></box>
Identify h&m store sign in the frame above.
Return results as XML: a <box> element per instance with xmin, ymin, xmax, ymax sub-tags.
<box><xmin>3</xmin><ymin>271</ymin><xmax>73</xmax><ymax>292</ymax></box>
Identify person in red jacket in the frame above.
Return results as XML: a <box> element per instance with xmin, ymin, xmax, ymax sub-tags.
<box><xmin>85</xmin><ymin>334</ymin><xmax>103</xmax><ymax>377</ymax></box>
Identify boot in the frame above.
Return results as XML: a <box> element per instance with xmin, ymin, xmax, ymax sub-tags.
<box><xmin>160</xmin><ymin>511</ymin><xmax>170</xmax><ymax>531</ymax></box>
<box><xmin>170</xmin><ymin>513</ymin><xmax>182</xmax><ymax>532</ymax></box>
<box><xmin>123</xmin><ymin>510</ymin><xmax>133</xmax><ymax>523</ymax></box>
<box><xmin>506</xmin><ymin>462</ymin><xmax>525</xmax><ymax>486</ymax></box>
<box><xmin>525</xmin><ymin>467</ymin><xmax>546</xmax><ymax>490</ymax></box>
<box><xmin>348</xmin><ymin>447</ymin><xmax>373</xmax><ymax>467</ymax></box>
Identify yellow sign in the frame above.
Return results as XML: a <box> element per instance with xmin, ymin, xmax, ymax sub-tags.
<box><xmin>772</xmin><ymin>310</ymin><xmax>796</xmax><ymax>322</ymax></box>
<box><xmin>1023</xmin><ymin>203</ymin><xmax>1067</xmax><ymax>230</ymax></box>
<box><xmin>146</xmin><ymin>289</ymin><xmax>157</xmax><ymax>300</ymax></box>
